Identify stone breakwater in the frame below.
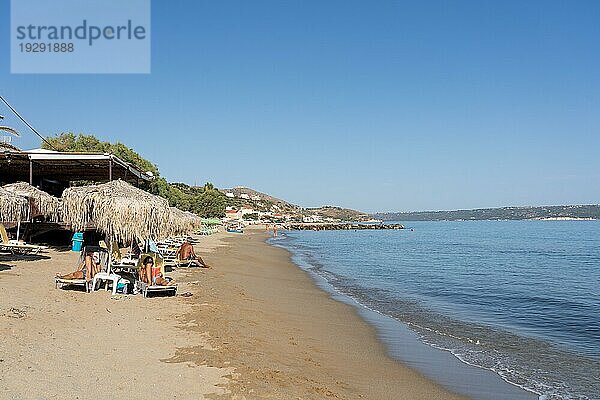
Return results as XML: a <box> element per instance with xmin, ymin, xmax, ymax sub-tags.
<box><xmin>285</xmin><ymin>223</ymin><xmax>405</xmax><ymax>231</ymax></box>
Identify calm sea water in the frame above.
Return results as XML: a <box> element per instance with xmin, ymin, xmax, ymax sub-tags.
<box><xmin>271</xmin><ymin>221</ymin><xmax>600</xmax><ymax>400</ymax></box>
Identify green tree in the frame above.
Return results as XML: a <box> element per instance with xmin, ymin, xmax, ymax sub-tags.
<box><xmin>43</xmin><ymin>132</ymin><xmax>159</xmax><ymax>176</ymax></box>
<box><xmin>194</xmin><ymin>190</ymin><xmax>226</xmax><ymax>218</ymax></box>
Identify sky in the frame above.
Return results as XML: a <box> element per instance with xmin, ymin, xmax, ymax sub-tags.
<box><xmin>1</xmin><ymin>0</ymin><xmax>599</xmax><ymax>213</ymax></box>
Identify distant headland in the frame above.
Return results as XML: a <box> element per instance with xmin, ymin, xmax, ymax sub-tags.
<box><xmin>374</xmin><ymin>205</ymin><xmax>600</xmax><ymax>221</ymax></box>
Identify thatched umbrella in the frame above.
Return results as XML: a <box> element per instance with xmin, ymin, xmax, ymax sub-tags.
<box><xmin>61</xmin><ymin>179</ymin><xmax>171</xmax><ymax>244</ymax></box>
<box><xmin>185</xmin><ymin>211</ymin><xmax>203</xmax><ymax>232</ymax></box>
<box><xmin>2</xmin><ymin>182</ymin><xmax>61</xmax><ymax>222</ymax></box>
<box><xmin>0</xmin><ymin>187</ymin><xmax>29</xmax><ymax>223</ymax></box>
<box><xmin>168</xmin><ymin>207</ymin><xmax>203</xmax><ymax>236</ymax></box>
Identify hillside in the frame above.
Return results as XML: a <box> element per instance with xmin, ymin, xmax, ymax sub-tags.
<box><xmin>374</xmin><ymin>205</ymin><xmax>600</xmax><ymax>221</ymax></box>
<box><xmin>304</xmin><ymin>206</ymin><xmax>371</xmax><ymax>222</ymax></box>
<box><xmin>220</xmin><ymin>187</ymin><xmax>371</xmax><ymax>221</ymax></box>
<box><xmin>219</xmin><ymin>186</ymin><xmax>300</xmax><ymax>214</ymax></box>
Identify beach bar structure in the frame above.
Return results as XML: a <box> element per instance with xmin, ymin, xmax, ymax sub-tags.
<box><xmin>0</xmin><ymin>147</ymin><xmax>152</xmax><ymax>196</ymax></box>
<box><xmin>0</xmin><ymin>145</ymin><xmax>154</xmax><ymax>240</ymax></box>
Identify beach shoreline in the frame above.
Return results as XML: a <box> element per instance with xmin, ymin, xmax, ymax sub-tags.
<box><xmin>1</xmin><ymin>227</ymin><xmax>536</xmax><ymax>399</ymax></box>
<box><xmin>176</xmin><ymin>228</ymin><xmax>467</xmax><ymax>399</ymax></box>
<box><xmin>269</xmin><ymin>230</ymin><xmax>540</xmax><ymax>400</ymax></box>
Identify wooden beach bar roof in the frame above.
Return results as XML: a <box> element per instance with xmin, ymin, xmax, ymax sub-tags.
<box><xmin>0</xmin><ymin>148</ymin><xmax>152</xmax><ymax>192</ymax></box>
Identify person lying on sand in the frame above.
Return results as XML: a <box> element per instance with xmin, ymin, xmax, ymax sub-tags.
<box><xmin>139</xmin><ymin>256</ymin><xmax>176</xmax><ymax>286</ymax></box>
<box><xmin>175</xmin><ymin>242</ymin><xmax>210</xmax><ymax>268</ymax></box>
<box><xmin>56</xmin><ymin>252</ymin><xmax>101</xmax><ymax>282</ymax></box>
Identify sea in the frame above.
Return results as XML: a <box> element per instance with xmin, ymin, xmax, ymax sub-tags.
<box><xmin>269</xmin><ymin>220</ymin><xmax>600</xmax><ymax>400</ymax></box>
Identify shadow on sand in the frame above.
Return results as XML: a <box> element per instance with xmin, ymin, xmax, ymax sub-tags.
<box><xmin>0</xmin><ymin>263</ymin><xmax>13</xmax><ymax>272</ymax></box>
<box><xmin>0</xmin><ymin>253</ymin><xmax>51</xmax><ymax>262</ymax></box>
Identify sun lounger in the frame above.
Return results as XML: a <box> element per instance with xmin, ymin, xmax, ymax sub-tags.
<box><xmin>156</xmin><ymin>244</ymin><xmax>177</xmax><ymax>265</ymax></box>
<box><xmin>55</xmin><ymin>277</ymin><xmax>92</xmax><ymax>292</ymax></box>
<box><xmin>55</xmin><ymin>246</ymin><xmax>109</xmax><ymax>293</ymax></box>
<box><xmin>140</xmin><ymin>281</ymin><xmax>177</xmax><ymax>297</ymax></box>
<box><xmin>0</xmin><ymin>224</ymin><xmax>47</xmax><ymax>255</ymax></box>
<box><xmin>174</xmin><ymin>257</ymin><xmax>196</xmax><ymax>268</ymax></box>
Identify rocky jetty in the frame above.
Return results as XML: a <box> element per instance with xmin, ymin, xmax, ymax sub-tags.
<box><xmin>286</xmin><ymin>222</ymin><xmax>404</xmax><ymax>231</ymax></box>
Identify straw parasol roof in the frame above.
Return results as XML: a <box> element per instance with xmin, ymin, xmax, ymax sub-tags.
<box><xmin>61</xmin><ymin>179</ymin><xmax>171</xmax><ymax>242</ymax></box>
<box><xmin>2</xmin><ymin>182</ymin><xmax>61</xmax><ymax>222</ymax></box>
<box><xmin>168</xmin><ymin>207</ymin><xmax>203</xmax><ymax>236</ymax></box>
<box><xmin>0</xmin><ymin>187</ymin><xmax>29</xmax><ymax>223</ymax></box>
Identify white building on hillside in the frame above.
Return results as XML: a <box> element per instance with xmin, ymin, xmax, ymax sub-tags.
<box><xmin>302</xmin><ymin>215</ymin><xmax>323</xmax><ymax>223</ymax></box>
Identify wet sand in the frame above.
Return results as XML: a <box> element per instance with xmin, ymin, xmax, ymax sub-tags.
<box><xmin>0</xmin><ymin>228</ymin><xmax>465</xmax><ymax>399</ymax></box>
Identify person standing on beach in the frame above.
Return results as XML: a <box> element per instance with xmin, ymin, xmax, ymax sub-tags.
<box><xmin>273</xmin><ymin>224</ymin><xmax>278</xmax><ymax>237</ymax></box>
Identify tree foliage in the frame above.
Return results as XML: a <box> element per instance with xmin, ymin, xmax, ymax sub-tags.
<box><xmin>194</xmin><ymin>189</ymin><xmax>227</xmax><ymax>218</ymax></box>
<box><xmin>43</xmin><ymin>132</ymin><xmax>159</xmax><ymax>176</ymax></box>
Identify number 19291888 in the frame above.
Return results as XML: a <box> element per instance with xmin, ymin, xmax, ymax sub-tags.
<box><xmin>19</xmin><ymin>43</ymin><xmax>74</xmax><ymax>52</ymax></box>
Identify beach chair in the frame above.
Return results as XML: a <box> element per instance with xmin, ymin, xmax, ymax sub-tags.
<box><xmin>137</xmin><ymin>253</ymin><xmax>177</xmax><ymax>298</ymax></box>
<box><xmin>158</xmin><ymin>241</ymin><xmax>199</xmax><ymax>268</ymax></box>
<box><xmin>91</xmin><ymin>241</ymin><xmax>128</xmax><ymax>294</ymax></box>
<box><xmin>0</xmin><ymin>224</ymin><xmax>47</xmax><ymax>255</ymax></box>
<box><xmin>55</xmin><ymin>246</ymin><xmax>109</xmax><ymax>293</ymax></box>
<box><xmin>156</xmin><ymin>243</ymin><xmax>177</xmax><ymax>266</ymax></box>
<box><xmin>169</xmin><ymin>253</ymin><xmax>196</xmax><ymax>268</ymax></box>
<box><xmin>110</xmin><ymin>240</ymin><xmax>139</xmax><ymax>268</ymax></box>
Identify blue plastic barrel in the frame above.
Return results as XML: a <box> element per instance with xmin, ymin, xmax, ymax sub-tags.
<box><xmin>71</xmin><ymin>232</ymin><xmax>84</xmax><ymax>252</ymax></box>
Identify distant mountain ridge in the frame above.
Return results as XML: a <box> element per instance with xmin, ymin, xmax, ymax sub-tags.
<box><xmin>374</xmin><ymin>205</ymin><xmax>600</xmax><ymax>221</ymax></box>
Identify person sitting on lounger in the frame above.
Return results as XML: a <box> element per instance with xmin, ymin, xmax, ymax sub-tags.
<box><xmin>56</xmin><ymin>252</ymin><xmax>101</xmax><ymax>282</ymax></box>
<box><xmin>175</xmin><ymin>242</ymin><xmax>210</xmax><ymax>268</ymax></box>
<box><xmin>140</xmin><ymin>256</ymin><xmax>176</xmax><ymax>286</ymax></box>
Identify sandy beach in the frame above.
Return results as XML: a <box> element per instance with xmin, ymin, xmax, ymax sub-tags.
<box><xmin>0</xmin><ymin>228</ymin><xmax>464</xmax><ymax>399</ymax></box>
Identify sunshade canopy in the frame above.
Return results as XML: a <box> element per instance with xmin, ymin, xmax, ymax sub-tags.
<box><xmin>168</xmin><ymin>207</ymin><xmax>203</xmax><ymax>236</ymax></box>
<box><xmin>0</xmin><ymin>187</ymin><xmax>29</xmax><ymax>222</ymax></box>
<box><xmin>61</xmin><ymin>179</ymin><xmax>170</xmax><ymax>243</ymax></box>
<box><xmin>2</xmin><ymin>182</ymin><xmax>61</xmax><ymax>222</ymax></box>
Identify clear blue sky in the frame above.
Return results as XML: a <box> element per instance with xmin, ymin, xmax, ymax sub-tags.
<box><xmin>2</xmin><ymin>0</ymin><xmax>599</xmax><ymax>212</ymax></box>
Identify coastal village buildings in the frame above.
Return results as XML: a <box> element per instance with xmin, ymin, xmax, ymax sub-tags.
<box><xmin>302</xmin><ymin>215</ymin><xmax>323</xmax><ymax>223</ymax></box>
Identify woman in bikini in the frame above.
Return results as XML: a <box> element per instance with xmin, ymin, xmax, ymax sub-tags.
<box><xmin>139</xmin><ymin>256</ymin><xmax>176</xmax><ymax>286</ymax></box>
